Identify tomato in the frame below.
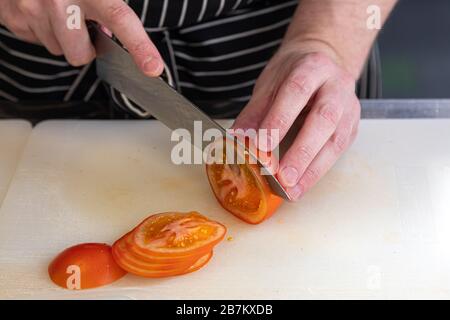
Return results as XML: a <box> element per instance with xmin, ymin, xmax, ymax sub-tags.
<box><xmin>48</xmin><ymin>243</ymin><xmax>126</xmax><ymax>290</ymax></box>
<box><xmin>131</xmin><ymin>212</ymin><xmax>226</xmax><ymax>257</ymax></box>
<box><xmin>206</xmin><ymin>139</ymin><xmax>283</xmax><ymax>224</ymax></box>
<box><xmin>114</xmin><ymin>250</ymin><xmax>213</xmax><ymax>278</ymax></box>
<box><xmin>111</xmin><ymin>212</ymin><xmax>225</xmax><ymax>278</ymax></box>
<box><xmin>124</xmin><ymin>233</ymin><xmax>205</xmax><ymax>265</ymax></box>
<box><xmin>113</xmin><ymin>234</ymin><xmax>201</xmax><ymax>271</ymax></box>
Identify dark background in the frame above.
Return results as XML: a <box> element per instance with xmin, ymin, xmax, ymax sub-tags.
<box><xmin>378</xmin><ymin>0</ymin><xmax>450</xmax><ymax>98</ymax></box>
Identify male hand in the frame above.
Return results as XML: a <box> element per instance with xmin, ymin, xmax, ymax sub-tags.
<box><xmin>234</xmin><ymin>44</ymin><xmax>361</xmax><ymax>200</ymax></box>
<box><xmin>0</xmin><ymin>0</ymin><xmax>163</xmax><ymax>76</ymax></box>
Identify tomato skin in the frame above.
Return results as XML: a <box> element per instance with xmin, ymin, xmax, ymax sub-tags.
<box><xmin>48</xmin><ymin>243</ymin><xmax>126</xmax><ymax>290</ymax></box>
<box><xmin>206</xmin><ymin>162</ymin><xmax>283</xmax><ymax>225</ymax></box>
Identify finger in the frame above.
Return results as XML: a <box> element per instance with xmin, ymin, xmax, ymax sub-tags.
<box><xmin>87</xmin><ymin>0</ymin><xmax>163</xmax><ymax>76</ymax></box>
<box><xmin>277</xmin><ymin>78</ymin><xmax>352</xmax><ymax>189</ymax></box>
<box><xmin>258</xmin><ymin>53</ymin><xmax>336</xmax><ymax>151</ymax></box>
<box><xmin>49</xmin><ymin>1</ymin><xmax>95</xmax><ymax>66</ymax></box>
<box><xmin>0</xmin><ymin>3</ymin><xmax>38</xmax><ymax>43</ymax></box>
<box><xmin>232</xmin><ymin>63</ymin><xmax>279</xmax><ymax>130</ymax></box>
<box><xmin>7</xmin><ymin>23</ymin><xmax>39</xmax><ymax>44</ymax></box>
<box><xmin>30</xmin><ymin>17</ymin><xmax>63</xmax><ymax>55</ymax></box>
<box><xmin>232</xmin><ymin>90</ymin><xmax>271</xmax><ymax>131</ymax></box>
<box><xmin>286</xmin><ymin>97</ymin><xmax>360</xmax><ymax>200</ymax></box>
<box><xmin>16</xmin><ymin>0</ymin><xmax>62</xmax><ymax>54</ymax></box>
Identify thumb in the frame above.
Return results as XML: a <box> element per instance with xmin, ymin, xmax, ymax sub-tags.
<box><xmin>89</xmin><ymin>0</ymin><xmax>164</xmax><ymax>77</ymax></box>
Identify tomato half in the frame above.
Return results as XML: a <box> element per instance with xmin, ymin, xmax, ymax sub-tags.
<box><xmin>48</xmin><ymin>243</ymin><xmax>126</xmax><ymax>290</ymax></box>
<box><xmin>131</xmin><ymin>211</ymin><xmax>226</xmax><ymax>257</ymax></box>
<box><xmin>206</xmin><ymin>140</ymin><xmax>283</xmax><ymax>224</ymax></box>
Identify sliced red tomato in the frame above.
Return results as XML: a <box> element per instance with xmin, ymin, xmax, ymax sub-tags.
<box><xmin>131</xmin><ymin>211</ymin><xmax>226</xmax><ymax>257</ymax></box>
<box><xmin>206</xmin><ymin>139</ymin><xmax>283</xmax><ymax>224</ymax></box>
<box><xmin>113</xmin><ymin>234</ymin><xmax>201</xmax><ymax>271</ymax></box>
<box><xmin>114</xmin><ymin>243</ymin><xmax>213</xmax><ymax>278</ymax></box>
<box><xmin>124</xmin><ymin>232</ymin><xmax>204</xmax><ymax>265</ymax></box>
<box><xmin>48</xmin><ymin>243</ymin><xmax>126</xmax><ymax>290</ymax></box>
<box><xmin>121</xmin><ymin>252</ymin><xmax>212</xmax><ymax>278</ymax></box>
<box><xmin>111</xmin><ymin>212</ymin><xmax>225</xmax><ymax>278</ymax></box>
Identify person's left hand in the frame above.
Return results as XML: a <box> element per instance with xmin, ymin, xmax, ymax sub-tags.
<box><xmin>233</xmin><ymin>43</ymin><xmax>361</xmax><ymax>201</ymax></box>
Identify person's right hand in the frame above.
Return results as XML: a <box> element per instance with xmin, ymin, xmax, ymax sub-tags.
<box><xmin>0</xmin><ymin>0</ymin><xmax>164</xmax><ymax>76</ymax></box>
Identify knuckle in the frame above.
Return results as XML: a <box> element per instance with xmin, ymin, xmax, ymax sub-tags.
<box><xmin>105</xmin><ymin>3</ymin><xmax>133</xmax><ymax>24</ymax></box>
<box><xmin>285</xmin><ymin>74</ymin><xmax>311</xmax><ymax>96</ymax></box>
<box><xmin>269</xmin><ymin>114</ymin><xmax>290</xmax><ymax>132</ymax></box>
<box><xmin>130</xmin><ymin>41</ymin><xmax>152</xmax><ymax>57</ymax></box>
<box><xmin>296</xmin><ymin>145</ymin><xmax>315</xmax><ymax>164</ymax></box>
<box><xmin>303</xmin><ymin>168</ymin><xmax>320</xmax><ymax>185</ymax></box>
<box><xmin>17</xmin><ymin>0</ymin><xmax>36</xmax><ymax>16</ymax></box>
<box><xmin>8</xmin><ymin>22</ymin><xmax>28</xmax><ymax>36</ymax></box>
<box><xmin>307</xmin><ymin>52</ymin><xmax>332</xmax><ymax>67</ymax></box>
<box><xmin>331</xmin><ymin>133</ymin><xmax>349</xmax><ymax>154</ymax></box>
<box><xmin>317</xmin><ymin>103</ymin><xmax>340</xmax><ymax>128</ymax></box>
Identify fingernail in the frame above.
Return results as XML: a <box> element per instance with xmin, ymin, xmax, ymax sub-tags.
<box><xmin>279</xmin><ymin>166</ymin><xmax>299</xmax><ymax>187</ymax></box>
<box><xmin>143</xmin><ymin>56</ymin><xmax>162</xmax><ymax>76</ymax></box>
<box><xmin>289</xmin><ymin>184</ymin><xmax>303</xmax><ymax>200</ymax></box>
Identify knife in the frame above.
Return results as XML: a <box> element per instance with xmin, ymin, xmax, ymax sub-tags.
<box><xmin>90</xmin><ymin>23</ymin><xmax>291</xmax><ymax>201</ymax></box>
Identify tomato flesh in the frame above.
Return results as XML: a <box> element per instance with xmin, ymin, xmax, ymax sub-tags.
<box><xmin>206</xmin><ymin>142</ymin><xmax>283</xmax><ymax>224</ymax></box>
<box><xmin>132</xmin><ymin>211</ymin><xmax>226</xmax><ymax>256</ymax></box>
<box><xmin>211</xmin><ymin>163</ymin><xmax>263</xmax><ymax>214</ymax></box>
<box><xmin>48</xmin><ymin>243</ymin><xmax>126</xmax><ymax>290</ymax></box>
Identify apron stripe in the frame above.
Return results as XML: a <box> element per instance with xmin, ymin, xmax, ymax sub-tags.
<box><xmin>0</xmin><ymin>0</ymin><xmax>298</xmax><ymax>118</ymax></box>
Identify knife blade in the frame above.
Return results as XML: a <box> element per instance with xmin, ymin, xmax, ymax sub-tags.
<box><xmin>91</xmin><ymin>23</ymin><xmax>291</xmax><ymax>200</ymax></box>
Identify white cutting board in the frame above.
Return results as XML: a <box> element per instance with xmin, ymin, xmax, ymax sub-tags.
<box><xmin>0</xmin><ymin>120</ymin><xmax>31</xmax><ymax>207</ymax></box>
<box><xmin>0</xmin><ymin>119</ymin><xmax>449</xmax><ymax>299</ymax></box>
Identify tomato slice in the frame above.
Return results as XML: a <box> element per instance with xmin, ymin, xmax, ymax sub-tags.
<box><xmin>113</xmin><ymin>234</ymin><xmax>201</xmax><ymax>271</ymax></box>
<box><xmin>131</xmin><ymin>211</ymin><xmax>226</xmax><ymax>257</ymax></box>
<box><xmin>114</xmin><ymin>249</ymin><xmax>213</xmax><ymax>278</ymax></box>
<box><xmin>206</xmin><ymin>140</ymin><xmax>283</xmax><ymax>224</ymax></box>
<box><xmin>48</xmin><ymin>243</ymin><xmax>126</xmax><ymax>290</ymax></box>
<box><xmin>124</xmin><ymin>232</ymin><xmax>205</xmax><ymax>265</ymax></box>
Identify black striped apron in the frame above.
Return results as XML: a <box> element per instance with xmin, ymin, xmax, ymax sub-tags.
<box><xmin>0</xmin><ymin>0</ymin><xmax>298</xmax><ymax>118</ymax></box>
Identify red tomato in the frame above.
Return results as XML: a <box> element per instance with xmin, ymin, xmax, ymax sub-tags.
<box><xmin>131</xmin><ymin>211</ymin><xmax>226</xmax><ymax>257</ymax></box>
<box><xmin>48</xmin><ymin>243</ymin><xmax>126</xmax><ymax>290</ymax></box>
<box><xmin>114</xmin><ymin>249</ymin><xmax>213</xmax><ymax>278</ymax></box>
<box><xmin>113</xmin><ymin>234</ymin><xmax>201</xmax><ymax>271</ymax></box>
<box><xmin>206</xmin><ymin>139</ymin><xmax>283</xmax><ymax>224</ymax></box>
<box><xmin>111</xmin><ymin>211</ymin><xmax>225</xmax><ymax>278</ymax></box>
